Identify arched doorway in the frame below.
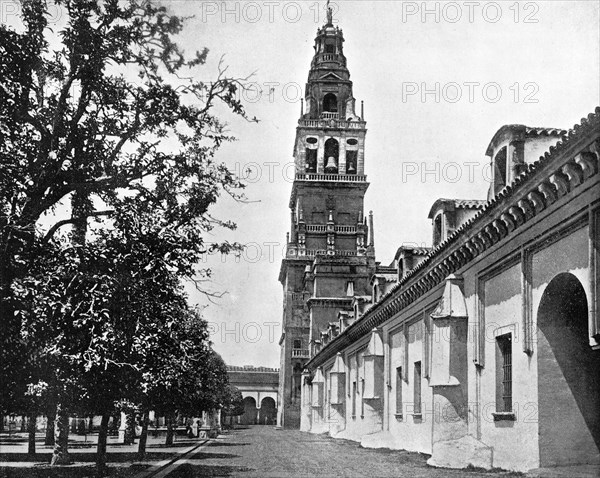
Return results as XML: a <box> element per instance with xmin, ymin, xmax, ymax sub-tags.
<box><xmin>239</xmin><ymin>397</ymin><xmax>258</xmax><ymax>425</ymax></box>
<box><xmin>259</xmin><ymin>397</ymin><xmax>277</xmax><ymax>425</ymax></box>
<box><xmin>537</xmin><ymin>273</ymin><xmax>600</xmax><ymax>466</ymax></box>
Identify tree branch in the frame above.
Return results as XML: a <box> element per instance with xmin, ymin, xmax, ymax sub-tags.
<box><xmin>43</xmin><ymin>210</ymin><xmax>114</xmax><ymax>243</ymax></box>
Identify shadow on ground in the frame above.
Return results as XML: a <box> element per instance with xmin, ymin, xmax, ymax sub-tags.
<box><xmin>0</xmin><ymin>464</ymin><xmax>141</xmax><ymax>478</ymax></box>
<box><xmin>188</xmin><ymin>452</ymin><xmax>240</xmax><ymax>461</ymax></box>
<box><xmin>165</xmin><ymin>464</ymin><xmax>254</xmax><ymax>477</ymax></box>
<box><xmin>0</xmin><ymin>451</ymin><xmax>178</xmax><ymax>464</ymax></box>
<box><xmin>206</xmin><ymin>442</ymin><xmax>250</xmax><ymax>448</ymax></box>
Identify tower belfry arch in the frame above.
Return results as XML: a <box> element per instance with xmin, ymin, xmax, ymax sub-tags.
<box><xmin>278</xmin><ymin>4</ymin><xmax>376</xmax><ymax>429</ymax></box>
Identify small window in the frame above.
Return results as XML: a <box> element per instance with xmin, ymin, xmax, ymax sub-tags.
<box><xmin>395</xmin><ymin>366</ymin><xmax>403</xmax><ymax>417</ymax></box>
<box><xmin>293</xmin><ymin>338</ymin><xmax>302</xmax><ymax>349</ymax></box>
<box><xmin>496</xmin><ymin>334</ymin><xmax>512</xmax><ymax>412</ymax></box>
<box><xmin>360</xmin><ymin>378</ymin><xmax>365</xmax><ymax>418</ymax></box>
<box><xmin>347</xmin><ymin>138</ymin><xmax>358</xmax><ymax>146</ymax></box>
<box><xmin>306</xmin><ymin>137</ymin><xmax>318</xmax><ymax>145</ymax></box>
<box><xmin>351</xmin><ymin>381</ymin><xmax>357</xmax><ymax>418</ymax></box>
<box><xmin>413</xmin><ymin>361</ymin><xmax>422</xmax><ymax>416</ymax></box>
<box><xmin>324</xmin><ymin>43</ymin><xmax>335</xmax><ymax>54</ymax></box>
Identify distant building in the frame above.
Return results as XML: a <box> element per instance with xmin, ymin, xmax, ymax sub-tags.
<box><xmin>289</xmin><ymin>5</ymin><xmax>600</xmax><ymax>474</ymax></box>
<box><xmin>227</xmin><ymin>365</ymin><xmax>279</xmax><ymax>425</ymax></box>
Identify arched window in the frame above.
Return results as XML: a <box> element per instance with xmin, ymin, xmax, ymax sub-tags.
<box><xmin>305</xmin><ymin>137</ymin><xmax>318</xmax><ymax>173</ymax></box>
<box><xmin>324</xmin><ymin>138</ymin><xmax>339</xmax><ymax>173</ymax></box>
<box><xmin>323</xmin><ymin>93</ymin><xmax>338</xmax><ymax>113</ymax></box>
<box><xmin>346</xmin><ymin>151</ymin><xmax>357</xmax><ymax>174</ymax></box>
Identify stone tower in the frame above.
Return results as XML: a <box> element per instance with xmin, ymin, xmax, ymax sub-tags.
<box><xmin>277</xmin><ymin>8</ymin><xmax>376</xmax><ymax>429</ymax></box>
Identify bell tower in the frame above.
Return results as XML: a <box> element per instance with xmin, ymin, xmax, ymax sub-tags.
<box><xmin>278</xmin><ymin>6</ymin><xmax>376</xmax><ymax>429</ymax></box>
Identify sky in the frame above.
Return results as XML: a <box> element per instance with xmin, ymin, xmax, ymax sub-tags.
<box><xmin>5</xmin><ymin>0</ymin><xmax>599</xmax><ymax>369</ymax></box>
<box><xmin>165</xmin><ymin>0</ymin><xmax>599</xmax><ymax>369</ymax></box>
<box><xmin>166</xmin><ymin>0</ymin><xmax>600</xmax><ymax>369</ymax></box>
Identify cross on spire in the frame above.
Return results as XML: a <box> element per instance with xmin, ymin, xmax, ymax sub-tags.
<box><xmin>326</xmin><ymin>0</ymin><xmax>333</xmax><ymax>26</ymax></box>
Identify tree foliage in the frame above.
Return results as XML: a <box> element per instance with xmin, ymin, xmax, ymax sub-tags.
<box><xmin>0</xmin><ymin>0</ymin><xmax>254</xmax><ymax>472</ymax></box>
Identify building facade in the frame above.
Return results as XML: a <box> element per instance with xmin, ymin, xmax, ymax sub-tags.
<box><xmin>277</xmin><ymin>9</ymin><xmax>376</xmax><ymax>429</ymax></box>
<box><xmin>301</xmin><ymin>108</ymin><xmax>600</xmax><ymax>471</ymax></box>
<box><xmin>227</xmin><ymin>366</ymin><xmax>279</xmax><ymax>426</ymax></box>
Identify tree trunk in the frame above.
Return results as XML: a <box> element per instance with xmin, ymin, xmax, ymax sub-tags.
<box><xmin>88</xmin><ymin>415</ymin><xmax>94</xmax><ymax>433</ymax></box>
<box><xmin>165</xmin><ymin>412</ymin><xmax>174</xmax><ymax>446</ymax></box>
<box><xmin>137</xmin><ymin>410</ymin><xmax>149</xmax><ymax>460</ymax></box>
<box><xmin>27</xmin><ymin>413</ymin><xmax>36</xmax><ymax>455</ymax></box>
<box><xmin>45</xmin><ymin>408</ymin><xmax>56</xmax><ymax>446</ymax></box>
<box><xmin>95</xmin><ymin>414</ymin><xmax>110</xmax><ymax>477</ymax></box>
<box><xmin>123</xmin><ymin>411</ymin><xmax>135</xmax><ymax>445</ymax></box>
<box><xmin>50</xmin><ymin>404</ymin><xmax>71</xmax><ymax>465</ymax></box>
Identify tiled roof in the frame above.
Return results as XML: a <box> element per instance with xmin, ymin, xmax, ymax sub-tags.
<box><xmin>485</xmin><ymin>124</ymin><xmax>567</xmax><ymax>156</ymax></box>
<box><xmin>228</xmin><ymin>372</ymin><xmax>279</xmax><ymax>386</ymax></box>
<box><xmin>391</xmin><ymin>246</ymin><xmax>433</xmax><ymax>265</ymax></box>
<box><xmin>227</xmin><ymin>365</ymin><xmax>279</xmax><ymax>386</ymax></box>
<box><xmin>428</xmin><ymin>198</ymin><xmax>487</xmax><ymax>219</ymax></box>
<box><xmin>375</xmin><ymin>273</ymin><xmax>397</xmax><ymax>282</ymax></box>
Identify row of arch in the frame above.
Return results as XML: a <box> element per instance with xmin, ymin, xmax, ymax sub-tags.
<box><xmin>238</xmin><ymin>397</ymin><xmax>277</xmax><ymax>426</ymax></box>
<box><xmin>305</xmin><ymin>138</ymin><xmax>358</xmax><ymax>174</ymax></box>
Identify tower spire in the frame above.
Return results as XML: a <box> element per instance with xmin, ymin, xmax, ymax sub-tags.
<box><xmin>326</xmin><ymin>0</ymin><xmax>333</xmax><ymax>26</ymax></box>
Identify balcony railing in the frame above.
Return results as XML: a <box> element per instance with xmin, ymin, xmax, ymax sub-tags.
<box><xmin>291</xmin><ymin>348</ymin><xmax>310</xmax><ymax>358</ymax></box>
<box><xmin>304</xmin><ymin>225</ymin><xmax>357</xmax><ymax>234</ymax></box>
<box><xmin>299</xmin><ymin>118</ymin><xmax>366</xmax><ymax>129</ymax></box>
<box><xmin>285</xmin><ymin>246</ymin><xmax>359</xmax><ymax>258</ymax></box>
<box><xmin>305</xmin><ymin>225</ymin><xmax>328</xmax><ymax>233</ymax></box>
<box><xmin>313</xmin><ymin>53</ymin><xmax>346</xmax><ymax>66</ymax></box>
<box><xmin>295</xmin><ymin>173</ymin><xmax>367</xmax><ymax>182</ymax></box>
<box><xmin>320</xmin><ymin>112</ymin><xmax>339</xmax><ymax>120</ymax></box>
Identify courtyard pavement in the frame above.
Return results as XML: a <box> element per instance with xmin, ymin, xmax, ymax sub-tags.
<box><xmin>1</xmin><ymin>426</ymin><xmax>599</xmax><ymax>477</ymax></box>
<box><xmin>164</xmin><ymin>426</ymin><xmax>524</xmax><ymax>478</ymax></box>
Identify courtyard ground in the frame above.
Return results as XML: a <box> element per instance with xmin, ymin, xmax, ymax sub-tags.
<box><xmin>1</xmin><ymin>426</ymin><xmax>598</xmax><ymax>477</ymax></box>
